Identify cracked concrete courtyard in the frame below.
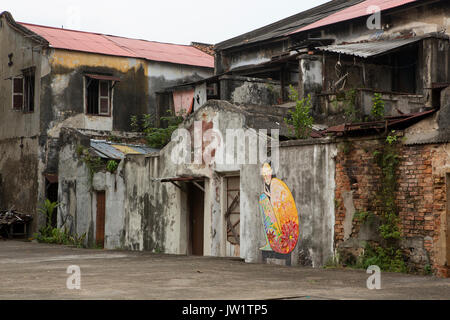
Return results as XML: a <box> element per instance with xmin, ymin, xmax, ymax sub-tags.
<box><xmin>0</xmin><ymin>241</ymin><xmax>449</xmax><ymax>300</ymax></box>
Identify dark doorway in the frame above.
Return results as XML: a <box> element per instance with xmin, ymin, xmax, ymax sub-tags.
<box><xmin>45</xmin><ymin>175</ymin><xmax>58</xmax><ymax>228</ymax></box>
<box><xmin>96</xmin><ymin>191</ymin><xmax>106</xmax><ymax>249</ymax></box>
<box><xmin>188</xmin><ymin>182</ymin><xmax>205</xmax><ymax>256</ymax></box>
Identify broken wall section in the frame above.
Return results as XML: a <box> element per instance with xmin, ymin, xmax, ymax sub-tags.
<box><xmin>335</xmin><ymin>138</ymin><xmax>450</xmax><ymax>276</ymax></box>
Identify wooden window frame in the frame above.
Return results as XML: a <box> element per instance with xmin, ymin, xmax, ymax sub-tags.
<box><xmin>23</xmin><ymin>69</ymin><xmax>35</xmax><ymax>113</ymax></box>
<box><xmin>12</xmin><ymin>67</ymin><xmax>36</xmax><ymax>113</ymax></box>
<box><xmin>98</xmin><ymin>80</ymin><xmax>111</xmax><ymax>116</ymax></box>
<box><xmin>12</xmin><ymin>77</ymin><xmax>24</xmax><ymax>111</ymax></box>
<box><xmin>85</xmin><ymin>77</ymin><xmax>112</xmax><ymax>117</ymax></box>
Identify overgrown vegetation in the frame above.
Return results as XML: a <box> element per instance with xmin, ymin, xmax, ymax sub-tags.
<box><xmin>77</xmin><ymin>145</ymin><xmax>105</xmax><ymax>184</ymax></box>
<box><xmin>106</xmin><ymin>160</ymin><xmax>119</xmax><ymax>174</ymax></box>
<box><xmin>354</xmin><ymin>130</ymin><xmax>407</xmax><ymax>273</ymax></box>
<box><xmin>330</xmin><ymin>89</ymin><xmax>361</xmax><ymax>123</ymax></box>
<box><xmin>371</xmin><ymin>93</ymin><xmax>386</xmax><ymax>120</ymax></box>
<box><xmin>284</xmin><ymin>85</ymin><xmax>314</xmax><ymax>140</ymax></box>
<box><xmin>130</xmin><ymin>111</ymin><xmax>184</xmax><ymax>148</ymax></box>
<box><xmin>353</xmin><ymin>211</ymin><xmax>376</xmax><ymax>224</ymax></box>
<box><xmin>34</xmin><ymin>199</ymin><xmax>86</xmax><ymax>248</ymax></box>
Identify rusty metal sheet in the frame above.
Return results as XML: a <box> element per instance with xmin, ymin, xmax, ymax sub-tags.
<box><xmin>289</xmin><ymin>0</ymin><xmax>418</xmax><ymax>35</ymax></box>
<box><xmin>90</xmin><ymin>140</ymin><xmax>158</xmax><ymax>160</ymax></box>
<box><xmin>19</xmin><ymin>23</ymin><xmax>214</xmax><ymax>68</ymax></box>
<box><xmin>316</xmin><ymin>36</ymin><xmax>425</xmax><ymax>58</ymax></box>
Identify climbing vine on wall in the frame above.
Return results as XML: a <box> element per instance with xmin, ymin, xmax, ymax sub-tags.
<box><xmin>76</xmin><ymin>145</ymin><xmax>106</xmax><ymax>185</ymax></box>
<box><xmin>357</xmin><ymin>131</ymin><xmax>407</xmax><ymax>273</ymax></box>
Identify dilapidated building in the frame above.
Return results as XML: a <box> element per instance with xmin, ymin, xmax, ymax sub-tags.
<box><xmin>0</xmin><ymin>11</ymin><xmax>213</xmax><ymax>232</ymax></box>
<box><xmin>4</xmin><ymin>0</ymin><xmax>450</xmax><ymax>278</ymax></box>
<box><xmin>105</xmin><ymin>0</ymin><xmax>449</xmax><ymax>277</ymax></box>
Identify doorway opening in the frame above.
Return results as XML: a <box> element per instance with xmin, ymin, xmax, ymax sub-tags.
<box><xmin>45</xmin><ymin>174</ymin><xmax>58</xmax><ymax>228</ymax></box>
<box><xmin>225</xmin><ymin>176</ymin><xmax>240</xmax><ymax>257</ymax></box>
<box><xmin>188</xmin><ymin>181</ymin><xmax>205</xmax><ymax>256</ymax></box>
<box><xmin>96</xmin><ymin>191</ymin><xmax>106</xmax><ymax>249</ymax></box>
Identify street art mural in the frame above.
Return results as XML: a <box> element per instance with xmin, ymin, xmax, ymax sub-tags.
<box><xmin>259</xmin><ymin>163</ymin><xmax>299</xmax><ymax>254</ymax></box>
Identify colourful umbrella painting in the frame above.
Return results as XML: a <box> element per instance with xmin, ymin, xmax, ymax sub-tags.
<box><xmin>259</xmin><ymin>163</ymin><xmax>299</xmax><ymax>254</ymax></box>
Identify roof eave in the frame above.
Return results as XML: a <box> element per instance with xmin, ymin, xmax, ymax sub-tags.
<box><xmin>1</xmin><ymin>11</ymin><xmax>49</xmax><ymax>47</ymax></box>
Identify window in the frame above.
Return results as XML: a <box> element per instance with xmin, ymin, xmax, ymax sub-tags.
<box><xmin>86</xmin><ymin>78</ymin><xmax>111</xmax><ymax>116</ymax></box>
<box><xmin>12</xmin><ymin>67</ymin><xmax>35</xmax><ymax>112</ymax></box>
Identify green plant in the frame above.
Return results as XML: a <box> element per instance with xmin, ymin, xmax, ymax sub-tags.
<box><xmin>424</xmin><ymin>264</ymin><xmax>432</xmax><ymax>275</ymax></box>
<box><xmin>130</xmin><ymin>111</ymin><xmax>185</xmax><ymax>149</ymax></box>
<box><xmin>386</xmin><ymin>130</ymin><xmax>398</xmax><ymax>145</ymax></box>
<box><xmin>356</xmin><ymin>243</ymin><xmax>406</xmax><ymax>273</ymax></box>
<box><xmin>284</xmin><ymin>86</ymin><xmax>314</xmax><ymax>140</ymax></box>
<box><xmin>130</xmin><ymin>115</ymin><xmax>140</xmax><ymax>132</ymax></box>
<box><xmin>371</xmin><ymin>93</ymin><xmax>385</xmax><ymax>120</ymax></box>
<box><xmin>353</xmin><ymin>211</ymin><xmax>375</xmax><ymax>224</ymax></box>
<box><xmin>353</xmin><ymin>134</ymin><xmax>407</xmax><ymax>273</ymax></box>
<box><xmin>108</xmin><ymin>134</ymin><xmax>123</xmax><ymax>143</ymax></box>
<box><xmin>35</xmin><ymin>200</ymin><xmax>86</xmax><ymax>248</ymax></box>
<box><xmin>34</xmin><ymin>227</ymin><xmax>86</xmax><ymax>248</ymax></box>
<box><xmin>106</xmin><ymin>160</ymin><xmax>119</xmax><ymax>173</ymax></box>
<box><xmin>37</xmin><ymin>199</ymin><xmax>60</xmax><ymax>237</ymax></box>
<box><xmin>324</xmin><ymin>254</ymin><xmax>342</xmax><ymax>269</ymax></box>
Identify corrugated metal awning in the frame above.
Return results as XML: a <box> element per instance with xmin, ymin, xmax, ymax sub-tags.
<box><xmin>316</xmin><ymin>37</ymin><xmax>424</xmax><ymax>58</ymax></box>
<box><xmin>90</xmin><ymin>140</ymin><xmax>159</xmax><ymax>160</ymax></box>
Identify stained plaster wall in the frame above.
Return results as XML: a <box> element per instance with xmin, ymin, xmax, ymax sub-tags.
<box><xmin>0</xmin><ymin>15</ymin><xmax>48</xmax><ymax>228</ymax></box>
<box><xmin>58</xmin><ymin>138</ymin><xmax>127</xmax><ymax>249</ymax></box>
<box><xmin>119</xmin><ymin>101</ymin><xmax>338</xmax><ymax>268</ymax></box>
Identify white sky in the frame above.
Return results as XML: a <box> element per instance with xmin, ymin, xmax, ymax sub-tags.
<box><xmin>3</xmin><ymin>0</ymin><xmax>329</xmax><ymax>45</ymax></box>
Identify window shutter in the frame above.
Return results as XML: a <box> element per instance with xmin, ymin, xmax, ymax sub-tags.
<box><xmin>99</xmin><ymin>81</ymin><xmax>110</xmax><ymax>115</ymax></box>
<box><xmin>13</xmin><ymin>77</ymin><xmax>24</xmax><ymax>110</ymax></box>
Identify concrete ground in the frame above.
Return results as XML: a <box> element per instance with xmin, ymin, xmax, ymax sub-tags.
<box><xmin>0</xmin><ymin>241</ymin><xmax>449</xmax><ymax>300</ymax></box>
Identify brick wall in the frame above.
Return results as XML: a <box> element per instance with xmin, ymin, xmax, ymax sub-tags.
<box><xmin>334</xmin><ymin>138</ymin><xmax>449</xmax><ymax>277</ymax></box>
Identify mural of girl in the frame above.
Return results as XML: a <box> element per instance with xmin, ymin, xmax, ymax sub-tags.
<box><xmin>259</xmin><ymin>163</ymin><xmax>299</xmax><ymax>255</ymax></box>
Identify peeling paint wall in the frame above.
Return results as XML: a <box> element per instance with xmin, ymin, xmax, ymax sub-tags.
<box><xmin>0</xmin><ymin>15</ymin><xmax>46</xmax><ymax>226</ymax></box>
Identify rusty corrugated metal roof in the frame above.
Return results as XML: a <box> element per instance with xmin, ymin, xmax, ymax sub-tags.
<box><xmin>325</xmin><ymin>109</ymin><xmax>436</xmax><ymax>135</ymax></box>
<box><xmin>18</xmin><ymin>23</ymin><xmax>214</xmax><ymax>68</ymax></box>
<box><xmin>90</xmin><ymin>140</ymin><xmax>159</xmax><ymax>160</ymax></box>
<box><xmin>289</xmin><ymin>0</ymin><xmax>418</xmax><ymax>35</ymax></box>
<box><xmin>215</xmin><ymin>0</ymin><xmax>364</xmax><ymax>51</ymax></box>
<box><xmin>316</xmin><ymin>36</ymin><xmax>425</xmax><ymax>58</ymax></box>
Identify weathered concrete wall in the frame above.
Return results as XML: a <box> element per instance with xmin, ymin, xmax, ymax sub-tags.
<box><xmin>0</xmin><ymin>15</ymin><xmax>48</xmax><ymax>227</ymax></box>
<box><xmin>241</xmin><ymin>141</ymin><xmax>337</xmax><ymax>267</ymax></box>
<box><xmin>121</xmin><ymin>101</ymin><xmax>337</xmax><ymax>267</ymax></box>
<box><xmin>220</xmin><ymin>76</ymin><xmax>281</xmax><ymax>106</ymax></box>
<box><xmin>0</xmin><ymin>138</ymin><xmax>40</xmax><ymax>229</ymax></box>
<box><xmin>42</xmin><ymin>50</ymin><xmax>150</xmax><ymax>135</ymax></box>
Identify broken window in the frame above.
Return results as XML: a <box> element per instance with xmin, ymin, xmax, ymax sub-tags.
<box><xmin>86</xmin><ymin>78</ymin><xmax>112</xmax><ymax>116</ymax></box>
<box><xmin>12</xmin><ymin>67</ymin><xmax>35</xmax><ymax>112</ymax></box>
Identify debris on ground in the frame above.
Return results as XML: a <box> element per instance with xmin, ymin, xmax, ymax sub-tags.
<box><xmin>0</xmin><ymin>209</ymin><xmax>33</xmax><ymax>239</ymax></box>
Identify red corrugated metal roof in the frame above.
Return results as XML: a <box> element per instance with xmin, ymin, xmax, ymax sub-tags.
<box><xmin>18</xmin><ymin>23</ymin><xmax>214</xmax><ymax>68</ymax></box>
<box><xmin>325</xmin><ymin>109</ymin><xmax>436</xmax><ymax>135</ymax></box>
<box><xmin>288</xmin><ymin>0</ymin><xmax>418</xmax><ymax>35</ymax></box>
